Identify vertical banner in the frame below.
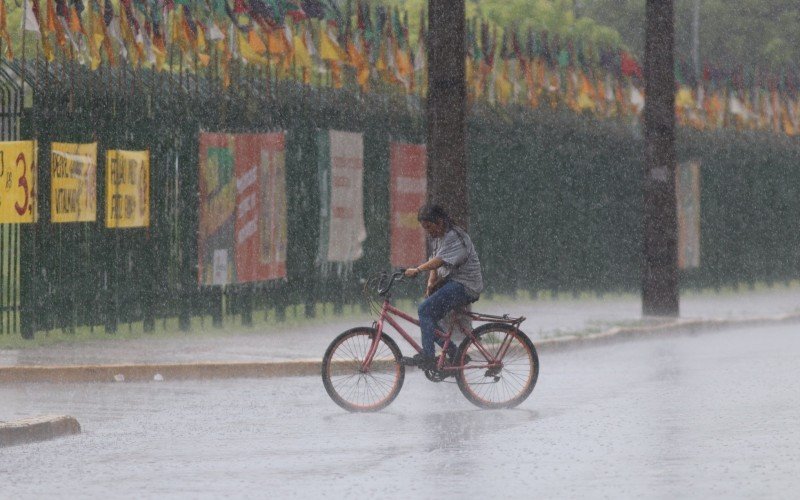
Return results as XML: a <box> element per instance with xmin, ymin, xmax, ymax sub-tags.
<box><xmin>199</xmin><ymin>134</ymin><xmax>236</xmax><ymax>286</ymax></box>
<box><xmin>50</xmin><ymin>142</ymin><xmax>98</xmax><ymax>223</ymax></box>
<box><xmin>105</xmin><ymin>150</ymin><xmax>150</xmax><ymax>228</ymax></box>
<box><xmin>0</xmin><ymin>141</ymin><xmax>37</xmax><ymax>223</ymax></box>
<box><xmin>389</xmin><ymin>142</ymin><xmax>427</xmax><ymax>268</ymax></box>
<box><xmin>677</xmin><ymin>160</ymin><xmax>701</xmax><ymax>269</ymax></box>
<box><xmin>198</xmin><ymin>132</ymin><xmax>287</xmax><ymax>286</ymax></box>
<box><xmin>316</xmin><ymin>130</ymin><xmax>366</xmax><ymax>269</ymax></box>
<box><xmin>234</xmin><ymin>133</ymin><xmax>287</xmax><ymax>282</ymax></box>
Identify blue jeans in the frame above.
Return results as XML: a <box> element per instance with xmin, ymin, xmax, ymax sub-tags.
<box><xmin>418</xmin><ymin>281</ymin><xmax>474</xmax><ymax>358</ymax></box>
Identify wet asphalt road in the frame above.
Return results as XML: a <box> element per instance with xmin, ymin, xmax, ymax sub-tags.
<box><xmin>1</xmin><ymin>323</ymin><xmax>799</xmax><ymax>499</ymax></box>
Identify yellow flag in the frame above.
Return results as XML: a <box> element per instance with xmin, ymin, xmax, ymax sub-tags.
<box><xmin>676</xmin><ymin>86</ymin><xmax>695</xmax><ymax>108</ymax></box>
<box><xmin>495</xmin><ymin>76</ymin><xmax>511</xmax><ymax>104</ymax></box>
<box><xmin>237</xmin><ymin>31</ymin><xmax>268</xmax><ymax>65</ymax></box>
<box><xmin>495</xmin><ymin>62</ymin><xmax>512</xmax><ymax>105</ymax></box>
<box><xmin>577</xmin><ymin>73</ymin><xmax>596</xmax><ymax>111</ymax></box>
<box><xmin>319</xmin><ymin>25</ymin><xmax>345</xmax><ymax>62</ymax></box>
<box><xmin>293</xmin><ymin>30</ymin><xmax>312</xmax><ymax>68</ymax></box>
<box><xmin>89</xmin><ymin>8</ymin><xmax>105</xmax><ymax>70</ymax></box>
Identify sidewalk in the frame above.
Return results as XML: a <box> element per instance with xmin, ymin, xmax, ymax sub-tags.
<box><xmin>1</xmin><ymin>285</ymin><xmax>799</xmax><ymax>373</ymax></box>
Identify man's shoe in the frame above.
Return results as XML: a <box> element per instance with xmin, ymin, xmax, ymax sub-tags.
<box><xmin>411</xmin><ymin>353</ymin><xmax>437</xmax><ymax>371</ymax></box>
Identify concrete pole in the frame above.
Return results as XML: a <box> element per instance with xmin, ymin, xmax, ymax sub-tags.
<box><xmin>643</xmin><ymin>0</ymin><xmax>679</xmax><ymax>316</ymax></box>
<box><xmin>691</xmin><ymin>0</ymin><xmax>700</xmax><ymax>82</ymax></box>
<box><xmin>426</xmin><ymin>0</ymin><xmax>468</xmax><ymax>227</ymax></box>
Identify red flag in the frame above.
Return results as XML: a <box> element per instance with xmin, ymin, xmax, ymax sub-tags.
<box><xmin>620</xmin><ymin>51</ymin><xmax>642</xmax><ymax>79</ymax></box>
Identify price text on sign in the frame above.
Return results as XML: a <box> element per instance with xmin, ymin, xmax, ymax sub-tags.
<box><xmin>105</xmin><ymin>150</ymin><xmax>150</xmax><ymax>228</ymax></box>
<box><xmin>0</xmin><ymin>141</ymin><xmax>37</xmax><ymax>223</ymax></box>
<box><xmin>51</xmin><ymin>142</ymin><xmax>98</xmax><ymax>223</ymax></box>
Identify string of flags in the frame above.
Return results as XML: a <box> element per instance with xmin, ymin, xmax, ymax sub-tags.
<box><xmin>1</xmin><ymin>0</ymin><xmax>799</xmax><ymax>136</ymax></box>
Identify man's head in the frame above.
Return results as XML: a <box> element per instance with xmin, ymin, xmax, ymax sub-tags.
<box><xmin>417</xmin><ymin>203</ymin><xmax>450</xmax><ymax>238</ymax></box>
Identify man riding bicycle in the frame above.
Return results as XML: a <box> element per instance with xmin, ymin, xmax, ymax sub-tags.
<box><xmin>403</xmin><ymin>203</ymin><xmax>484</xmax><ymax>370</ymax></box>
<box><xmin>322</xmin><ymin>204</ymin><xmax>537</xmax><ymax>411</ymax></box>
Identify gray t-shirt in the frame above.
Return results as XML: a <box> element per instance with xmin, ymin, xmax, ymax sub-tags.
<box><xmin>431</xmin><ymin>227</ymin><xmax>484</xmax><ymax>297</ymax></box>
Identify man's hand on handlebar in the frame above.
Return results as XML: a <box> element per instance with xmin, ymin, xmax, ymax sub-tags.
<box><xmin>404</xmin><ymin>267</ymin><xmax>421</xmax><ymax>278</ymax></box>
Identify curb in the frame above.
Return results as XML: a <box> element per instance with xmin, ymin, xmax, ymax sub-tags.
<box><xmin>535</xmin><ymin>312</ymin><xmax>800</xmax><ymax>351</ymax></box>
<box><xmin>1</xmin><ymin>313</ymin><xmax>799</xmax><ymax>384</ymax></box>
<box><xmin>0</xmin><ymin>361</ymin><xmax>322</xmax><ymax>384</ymax></box>
<box><xmin>0</xmin><ymin>415</ymin><xmax>81</xmax><ymax>447</ymax></box>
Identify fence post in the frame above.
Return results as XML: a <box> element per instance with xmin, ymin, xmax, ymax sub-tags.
<box><xmin>211</xmin><ymin>286</ymin><xmax>223</xmax><ymax>327</ymax></box>
<box><xmin>241</xmin><ymin>285</ymin><xmax>253</xmax><ymax>327</ymax></box>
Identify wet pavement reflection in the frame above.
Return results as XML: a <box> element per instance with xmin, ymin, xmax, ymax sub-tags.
<box><xmin>1</xmin><ymin>323</ymin><xmax>799</xmax><ymax>498</ymax></box>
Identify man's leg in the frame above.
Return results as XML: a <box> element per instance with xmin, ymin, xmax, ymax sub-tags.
<box><xmin>417</xmin><ymin>281</ymin><xmax>472</xmax><ymax>359</ymax></box>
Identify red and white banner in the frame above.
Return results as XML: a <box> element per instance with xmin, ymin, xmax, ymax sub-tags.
<box><xmin>389</xmin><ymin>142</ymin><xmax>426</xmax><ymax>268</ymax></box>
<box><xmin>198</xmin><ymin>132</ymin><xmax>287</xmax><ymax>286</ymax></box>
<box><xmin>234</xmin><ymin>133</ymin><xmax>288</xmax><ymax>283</ymax></box>
<box><xmin>316</xmin><ymin>130</ymin><xmax>366</xmax><ymax>268</ymax></box>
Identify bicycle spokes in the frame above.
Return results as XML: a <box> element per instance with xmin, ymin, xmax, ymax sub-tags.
<box><xmin>456</xmin><ymin>324</ymin><xmax>539</xmax><ymax>409</ymax></box>
<box><xmin>322</xmin><ymin>328</ymin><xmax>405</xmax><ymax>412</ymax></box>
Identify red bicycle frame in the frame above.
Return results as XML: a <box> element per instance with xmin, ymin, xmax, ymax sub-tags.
<box><xmin>361</xmin><ymin>297</ymin><xmax>525</xmax><ymax>373</ymax></box>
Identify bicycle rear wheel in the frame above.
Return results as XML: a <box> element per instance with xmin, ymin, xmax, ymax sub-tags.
<box><xmin>321</xmin><ymin>327</ymin><xmax>405</xmax><ymax>412</ymax></box>
<box><xmin>455</xmin><ymin>323</ymin><xmax>539</xmax><ymax>409</ymax></box>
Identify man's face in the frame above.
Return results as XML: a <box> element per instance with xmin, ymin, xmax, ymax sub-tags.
<box><xmin>421</xmin><ymin>219</ymin><xmax>446</xmax><ymax>238</ymax></box>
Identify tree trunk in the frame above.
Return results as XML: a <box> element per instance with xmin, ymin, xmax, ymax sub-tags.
<box><xmin>643</xmin><ymin>0</ymin><xmax>679</xmax><ymax>316</ymax></box>
<box><xmin>426</xmin><ymin>0</ymin><xmax>468</xmax><ymax>228</ymax></box>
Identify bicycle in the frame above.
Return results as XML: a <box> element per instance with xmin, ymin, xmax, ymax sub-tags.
<box><xmin>321</xmin><ymin>271</ymin><xmax>539</xmax><ymax>412</ymax></box>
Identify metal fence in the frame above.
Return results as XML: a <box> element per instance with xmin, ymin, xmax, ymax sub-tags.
<box><xmin>1</xmin><ymin>58</ymin><xmax>799</xmax><ymax>338</ymax></box>
<box><xmin>0</xmin><ymin>62</ymin><xmax>23</xmax><ymax>335</ymax></box>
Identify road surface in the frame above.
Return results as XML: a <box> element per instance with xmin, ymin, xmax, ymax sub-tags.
<box><xmin>1</xmin><ymin>323</ymin><xmax>798</xmax><ymax>498</ymax></box>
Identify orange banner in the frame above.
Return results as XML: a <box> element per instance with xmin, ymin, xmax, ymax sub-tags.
<box><xmin>389</xmin><ymin>142</ymin><xmax>427</xmax><ymax>268</ymax></box>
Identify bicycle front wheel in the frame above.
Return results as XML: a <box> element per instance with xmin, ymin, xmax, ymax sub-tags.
<box><xmin>321</xmin><ymin>327</ymin><xmax>405</xmax><ymax>412</ymax></box>
<box><xmin>456</xmin><ymin>323</ymin><xmax>539</xmax><ymax>409</ymax></box>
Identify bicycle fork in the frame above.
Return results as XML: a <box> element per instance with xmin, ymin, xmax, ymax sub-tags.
<box><xmin>360</xmin><ymin>317</ymin><xmax>386</xmax><ymax>373</ymax></box>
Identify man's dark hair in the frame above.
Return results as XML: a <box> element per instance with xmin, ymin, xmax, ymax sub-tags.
<box><xmin>417</xmin><ymin>203</ymin><xmax>453</xmax><ymax>227</ymax></box>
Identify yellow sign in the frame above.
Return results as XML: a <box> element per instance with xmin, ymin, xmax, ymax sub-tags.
<box><xmin>51</xmin><ymin>142</ymin><xmax>98</xmax><ymax>223</ymax></box>
<box><xmin>105</xmin><ymin>150</ymin><xmax>150</xmax><ymax>228</ymax></box>
<box><xmin>0</xmin><ymin>141</ymin><xmax>37</xmax><ymax>223</ymax></box>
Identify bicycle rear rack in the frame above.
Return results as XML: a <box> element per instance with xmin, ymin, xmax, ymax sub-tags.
<box><xmin>463</xmin><ymin>310</ymin><xmax>526</xmax><ymax>326</ymax></box>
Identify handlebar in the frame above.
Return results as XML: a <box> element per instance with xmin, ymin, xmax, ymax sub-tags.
<box><xmin>377</xmin><ymin>270</ymin><xmax>410</xmax><ymax>296</ymax></box>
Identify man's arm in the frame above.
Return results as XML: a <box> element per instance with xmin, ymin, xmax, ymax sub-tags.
<box><xmin>404</xmin><ymin>257</ymin><xmax>445</xmax><ymax>296</ymax></box>
<box><xmin>426</xmin><ymin>269</ymin><xmax>438</xmax><ymax>297</ymax></box>
<box><xmin>403</xmin><ymin>257</ymin><xmax>445</xmax><ymax>278</ymax></box>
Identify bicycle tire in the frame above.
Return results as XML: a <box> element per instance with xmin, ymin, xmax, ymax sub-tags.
<box><xmin>321</xmin><ymin>327</ymin><xmax>405</xmax><ymax>412</ymax></box>
<box><xmin>455</xmin><ymin>323</ymin><xmax>539</xmax><ymax>409</ymax></box>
